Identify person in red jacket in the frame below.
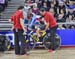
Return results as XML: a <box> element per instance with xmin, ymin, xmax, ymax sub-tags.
<box><xmin>39</xmin><ymin>7</ymin><xmax>58</xmax><ymax>52</ymax></box>
<box><xmin>9</xmin><ymin>6</ymin><xmax>27</xmax><ymax>55</ymax></box>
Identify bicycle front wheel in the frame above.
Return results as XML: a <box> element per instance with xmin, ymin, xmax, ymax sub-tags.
<box><xmin>43</xmin><ymin>35</ymin><xmax>51</xmax><ymax>49</ymax></box>
<box><xmin>43</xmin><ymin>34</ymin><xmax>61</xmax><ymax>50</ymax></box>
<box><xmin>26</xmin><ymin>36</ymin><xmax>36</xmax><ymax>51</ymax></box>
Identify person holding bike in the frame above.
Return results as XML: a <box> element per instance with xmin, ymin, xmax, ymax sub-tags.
<box><xmin>9</xmin><ymin>6</ymin><xmax>28</xmax><ymax>55</ymax></box>
<box><xmin>39</xmin><ymin>7</ymin><xmax>58</xmax><ymax>52</ymax></box>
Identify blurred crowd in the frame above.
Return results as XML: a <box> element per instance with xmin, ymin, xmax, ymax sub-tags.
<box><xmin>23</xmin><ymin>0</ymin><xmax>75</xmax><ymax>29</ymax></box>
<box><xmin>0</xmin><ymin>0</ymin><xmax>11</xmax><ymax>18</ymax></box>
<box><xmin>0</xmin><ymin>0</ymin><xmax>11</xmax><ymax>12</ymax></box>
<box><xmin>0</xmin><ymin>0</ymin><xmax>75</xmax><ymax>29</ymax></box>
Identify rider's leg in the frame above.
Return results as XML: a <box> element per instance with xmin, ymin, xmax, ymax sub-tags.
<box><xmin>36</xmin><ymin>30</ymin><xmax>41</xmax><ymax>37</ymax></box>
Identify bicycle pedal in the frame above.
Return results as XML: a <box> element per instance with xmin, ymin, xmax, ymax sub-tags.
<box><xmin>7</xmin><ymin>45</ymin><xmax>11</xmax><ymax>50</ymax></box>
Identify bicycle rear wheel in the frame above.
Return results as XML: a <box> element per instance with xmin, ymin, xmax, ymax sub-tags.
<box><xmin>54</xmin><ymin>34</ymin><xmax>61</xmax><ymax>50</ymax></box>
<box><xmin>5</xmin><ymin>38</ymin><xmax>11</xmax><ymax>51</ymax></box>
<box><xmin>43</xmin><ymin>34</ymin><xmax>61</xmax><ymax>50</ymax></box>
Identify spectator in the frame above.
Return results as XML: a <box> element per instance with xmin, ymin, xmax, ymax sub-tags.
<box><xmin>49</xmin><ymin>2</ymin><xmax>58</xmax><ymax>17</ymax></box>
<box><xmin>25</xmin><ymin>0</ymin><xmax>34</xmax><ymax>6</ymax></box>
<box><xmin>53</xmin><ymin>0</ymin><xmax>59</xmax><ymax>15</ymax></box>
<box><xmin>69</xmin><ymin>25</ymin><xmax>75</xmax><ymax>29</ymax></box>
<box><xmin>66</xmin><ymin>1</ymin><xmax>75</xmax><ymax>16</ymax></box>
<box><xmin>63</xmin><ymin>0</ymin><xmax>69</xmax><ymax>6</ymax></box>
<box><xmin>57</xmin><ymin>24</ymin><xmax>65</xmax><ymax>29</ymax></box>
<box><xmin>58</xmin><ymin>1</ymin><xmax>66</xmax><ymax>14</ymax></box>
<box><xmin>66</xmin><ymin>15</ymin><xmax>74</xmax><ymax>22</ymax></box>
<box><xmin>32</xmin><ymin>3</ymin><xmax>40</xmax><ymax>14</ymax></box>
<box><xmin>66</xmin><ymin>8</ymin><xmax>74</xmax><ymax>21</ymax></box>
<box><xmin>46</xmin><ymin>0</ymin><xmax>51</xmax><ymax>8</ymax></box>
<box><xmin>37</xmin><ymin>0</ymin><xmax>42</xmax><ymax>9</ymax></box>
<box><xmin>43</xmin><ymin>2</ymin><xmax>50</xmax><ymax>11</ymax></box>
<box><xmin>49</xmin><ymin>8</ymin><xmax>55</xmax><ymax>17</ymax></box>
<box><xmin>57</xmin><ymin>10</ymin><xmax>66</xmax><ymax>22</ymax></box>
<box><xmin>0</xmin><ymin>0</ymin><xmax>5</xmax><ymax>11</ymax></box>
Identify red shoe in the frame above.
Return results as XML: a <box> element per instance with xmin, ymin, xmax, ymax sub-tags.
<box><xmin>48</xmin><ymin>49</ymin><xmax>56</xmax><ymax>53</ymax></box>
<box><xmin>20</xmin><ymin>53</ymin><xmax>30</xmax><ymax>57</ymax></box>
<box><xmin>48</xmin><ymin>49</ymin><xmax>53</xmax><ymax>52</ymax></box>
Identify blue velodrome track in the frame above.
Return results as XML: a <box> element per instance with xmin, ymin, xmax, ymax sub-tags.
<box><xmin>0</xmin><ymin>29</ymin><xmax>75</xmax><ymax>46</ymax></box>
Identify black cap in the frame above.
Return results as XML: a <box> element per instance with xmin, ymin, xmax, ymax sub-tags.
<box><xmin>40</xmin><ymin>7</ymin><xmax>46</xmax><ymax>12</ymax></box>
<box><xmin>17</xmin><ymin>6</ymin><xmax>24</xmax><ymax>10</ymax></box>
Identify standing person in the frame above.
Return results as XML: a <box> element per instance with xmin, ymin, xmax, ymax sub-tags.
<box><xmin>39</xmin><ymin>7</ymin><xmax>58</xmax><ymax>52</ymax></box>
<box><xmin>9</xmin><ymin>6</ymin><xmax>27</xmax><ymax>55</ymax></box>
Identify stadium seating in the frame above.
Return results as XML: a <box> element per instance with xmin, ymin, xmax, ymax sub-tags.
<box><xmin>0</xmin><ymin>0</ymin><xmax>25</xmax><ymax>30</ymax></box>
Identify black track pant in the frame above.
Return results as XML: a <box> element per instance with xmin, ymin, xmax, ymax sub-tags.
<box><xmin>49</xmin><ymin>25</ymin><xmax>58</xmax><ymax>50</ymax></box>
<box><xmin>13</xmin><ymin>29</ymin><xmax>27</xmax><ymax>55</ymax></box>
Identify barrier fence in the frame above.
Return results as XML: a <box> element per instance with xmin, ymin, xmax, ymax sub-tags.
<box><xmin>0</xmin><ymin>29</ymin><xmax>75</xmax><ymax>46</ymax></box>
